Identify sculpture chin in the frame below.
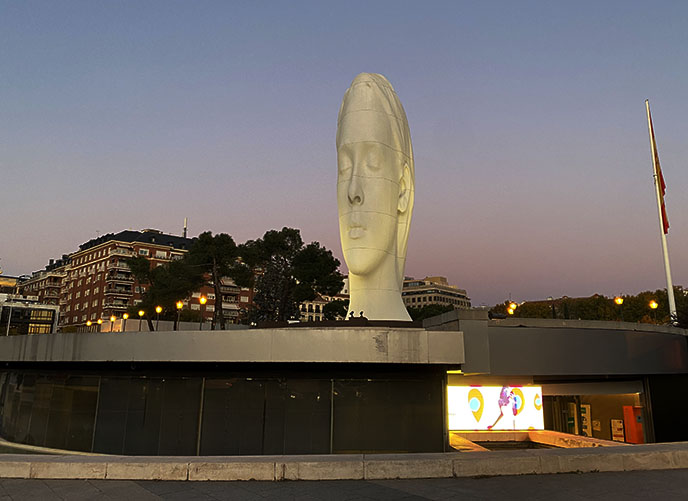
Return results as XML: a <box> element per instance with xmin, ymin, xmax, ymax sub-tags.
<box><xmin>342</xmin><ymin>247</ymin><xmax>388</xmax><ymax>277</ymax></box>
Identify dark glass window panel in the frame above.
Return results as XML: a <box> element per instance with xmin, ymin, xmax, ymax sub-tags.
<box><xmin>332</xmin><ymin>378</ymin><xmax>443</xmax><ymax>453</ymax></box>
<box><xmin>157</xmin><ymin>378</ymin><xmax>201</xmax><ymax>455</ymax></box>
<box><xmin>282</xmin><ymin>379</ymin><xmax>331</xmax><ymax>454</ymax></box>
<box><xmin>44</xmin><ymin>376</ymin><xmax>71</xmax><ymax>449</ymax></box>
<box><xmin>63</xmin><ymin>376</ymin><xmax>99</xmax><ymax>452</ymax></box>
<box><xmin>93</xmin><ymin>377</ymin><xmax>130</xmax><ymax>454</ymax></box>
<box><xmin>200</xmin><ymin>379</ymin><xmax>266</xmax><ymax>455</ymax></box>
<box><xmin>123</xmin><ymin>378</ymin><xmax>163</xmax><ymax>455</ymax></box>
<box><xmin>27</xmin><ymin>376</ymin><xmax>53</xmax><ymax>447</ymax></box>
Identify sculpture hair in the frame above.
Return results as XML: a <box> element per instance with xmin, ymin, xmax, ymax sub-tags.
<box><xmin>336</xmin><ymin>73</ymin><xmax>415</xmax><ymax>288</ymax></box>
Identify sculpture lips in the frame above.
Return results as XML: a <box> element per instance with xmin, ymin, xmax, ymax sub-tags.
<box><xmin>349</xmin><ymin>226</ymin><xmax>365</xmax><ymax>239</ymax></box>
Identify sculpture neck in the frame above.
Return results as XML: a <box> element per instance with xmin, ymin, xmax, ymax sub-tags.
<box><xmin>347</xmin><ymin>256</ymin><xmax>411</xmax><ymax>321</ymax></box>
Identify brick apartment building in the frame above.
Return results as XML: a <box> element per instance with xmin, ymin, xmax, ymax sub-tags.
<box><xmin>20</xmin><ymin>229</ymin><xmax>252</xmax><ymax>331</ymax></box>
<box><xmin>20</xmin><ymin>256</ymin><xmax>71</xmax><ymax>307</ymax></box>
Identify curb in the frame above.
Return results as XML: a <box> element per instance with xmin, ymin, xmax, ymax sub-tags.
<box><xmin>0</xmin><ymin>443</ymin><xmax>686</xmax><ymax>481</ymax></box>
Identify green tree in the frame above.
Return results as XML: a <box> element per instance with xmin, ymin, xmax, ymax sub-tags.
<box><xmin>491</xmin><ymin>287</ymin><xmax>687</xmax><ymax>325</ymax></box>
<box><xmin>407</xmin><ymin>304</ymin><xmax>454</xmax><ymax>321</ymax></box>
<box><xmin>323</xmin><ymin>299</ymin><xmax>349</xmax><ymax>320</ymax></box>
<box><xmin>186</xmin><ymin>232</ymin><xmax>252</xmax><ymax>330</ymax></box>
<box><xmin>240</xmin><ymin>227</ymin><xmax>344</xmax><ymax>322</ymax></box>
<box><xmin>125</xmin><ymin>256</ymin><xmax>204</xmax><ymax>331</ymax></box>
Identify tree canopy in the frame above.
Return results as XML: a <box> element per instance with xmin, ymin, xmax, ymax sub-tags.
<box><xmin>491</xmin><ymin>286</ymin><xmax>688</xmax><ymax>326</ymax></box>
<box><xmin>186</xmin><ymin>231</ymin><xmax>252</xmax><ymax>330</ymax></box>
<box><xmin>125</xmin><ymin>255</ymin><xmax>204</xmax><ymax>330</ymax></box>
<box><xmin>240</xmin><ymin>227</ymin><xmax>344</xmax><ymax>322</ymax></box>
<box><xmin>407</xmin><ymin>304</ymin><xmax>454</xmax><ymax>321</ymax></box>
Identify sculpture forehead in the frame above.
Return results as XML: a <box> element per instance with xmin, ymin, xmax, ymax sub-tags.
<box><xmin>337</xmin><ymin>110</ymin><xmax>409</xmax><ymax>159</ymax></box>
<box><xmin>337</xmin><ymin>73</ymin><xmax>410</xmax><ymax>159</ymax></box>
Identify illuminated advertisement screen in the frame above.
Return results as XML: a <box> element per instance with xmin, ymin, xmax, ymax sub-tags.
<box><xmin>447</xmin><ymin>385</ymin><xmax>544</xmax><ymax>431</ymax></box>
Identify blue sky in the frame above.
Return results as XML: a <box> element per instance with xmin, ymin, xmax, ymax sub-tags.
<box><xmin>2</xmin><ymin>1</ymin><xmax>687</xmax><ymax>306</ymax></box>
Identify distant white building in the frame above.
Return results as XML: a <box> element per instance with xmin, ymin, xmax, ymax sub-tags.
<box><xmin>402</xmin><ymin>276</ymin><xmax>471</xmax><ymax>310</ymax></box>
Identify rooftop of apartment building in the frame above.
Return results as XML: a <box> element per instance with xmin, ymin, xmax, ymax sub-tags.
<box><xmin>77</xmin><ymin>229</ymin><xmax>193</xmax><ymax>253</ymax></box>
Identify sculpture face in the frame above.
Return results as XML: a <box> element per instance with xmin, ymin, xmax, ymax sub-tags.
<box><xmin>337</xmin><ymin>137</ymin><xmax>403</xmax><ymax>276</ymax></box>
<box><xmin>336</xmin><ymin>73</ymin><xmax>414</xmax><ymax>290</ymax></box>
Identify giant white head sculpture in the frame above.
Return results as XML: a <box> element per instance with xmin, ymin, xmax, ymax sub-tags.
<box><xmin>337</xmin><ymin>73</ymin><xmax>414</xmax><ymax>321</ymax></box>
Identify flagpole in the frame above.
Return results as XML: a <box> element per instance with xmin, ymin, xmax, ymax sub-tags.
<box><xmin>645</xmin><ymin>99</ymin><xmax>677</xmax><ymax>322</ymax></box>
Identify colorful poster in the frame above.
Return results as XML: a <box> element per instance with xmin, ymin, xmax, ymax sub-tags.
<box><xmin>580</xmin><ymin>404</ymin><xmax>592</xmax><ymax>437</ymax></box>
<box><xmin>447</xmin><ymin>385</ymin><xmax>545</xmax><ymax>431</ymax></box>
<box><xmin>611</xmin><ymin>419</ymin><xmax>625</xmax><ymax>442</ymax></box>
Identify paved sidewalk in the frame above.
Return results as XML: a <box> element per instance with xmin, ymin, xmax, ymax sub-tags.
<box><xmin>1</xmin><ymin>469</ymin><xmax>687</xmax><ymax>500</ymax></box>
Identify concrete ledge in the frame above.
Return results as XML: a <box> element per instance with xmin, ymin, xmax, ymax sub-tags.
<box><xmin>0</xmin><ymin>442</ymin><xmax>686</xmax><ymax>481</ymax></box>
<box><xmin>364</xmin><ymin>454</ymin><xmax>454</xmax><ymax>479</ymax></box>
<box><xmin>277</xmin><ymin>455</ymin><xmax>364</xmax><ymax>480</ymax></box>
<box><xmin>30</xmin><ymin>460</ymin><xmax>107</xmax><ymax>479</ymax></box>
<box><xmin>106</xmin><ymin>460</ymin><xmax>189</xmax><ymax>480</ymax></box>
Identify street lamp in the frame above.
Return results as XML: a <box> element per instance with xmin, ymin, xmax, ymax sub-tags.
<box><xmin>649</xmin><ymin>300</ymin><xmax>658</xmax><ymax>322</ymax></box>
<box><xmin>614</xmin><ymin>297</ymin><xmax>624</xmax><ymax>321</ymax></box>
<box><xmin>175</xmin><ymin>301</ymin><xmax>183</xmax><ymax>331</ymax></box>
<box><xmin>110</xmin><ymin>315</ymin><xmax>116</xmax><ymax>332</ymax></box>
<box><xmin>86</xmin><ymin>320</ymin><xmax>92</xmax><ymax>333</ymax></box>
<box><xmin>97</xmin><ymin>318</ymin><xmax>103</xmax><ymax>332</ymax></box>
<box><xmin>199</xmin><ymin>296</ymin><xmax>207</xmax><ymax>331</ymax></box>
<box><xmin>122</xmin><ymin>313</ymin><xmax>129</xmax><ymax>332</ymax></box>
<box><xmin>155</xmin><ymin>305</ymin><xmax>162</xmax><ymax>331</ymax></box>
<box><xmin>547</xmin><ymin>296</ymin><xmax>556</xmax><ymax>319</ymax></box>
<box><xmin>138</xmin><ymin>310</ymin><xmax>145</xmax><ymax>331</ymax></box>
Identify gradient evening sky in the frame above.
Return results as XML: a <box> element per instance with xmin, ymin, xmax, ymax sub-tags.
<box><xmin>2</xmin><ymin>1</ymin><xmax>687</xmax><ymax>306</ymax></box>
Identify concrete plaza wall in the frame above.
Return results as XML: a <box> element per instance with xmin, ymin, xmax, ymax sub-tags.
<box><xmin>0</xmin><ymin>327</ymin><xmax>464</xmax><ymax>365</ymax></box>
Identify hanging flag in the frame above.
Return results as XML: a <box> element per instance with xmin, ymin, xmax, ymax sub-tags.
<box><xmin>647</xmin><ymin>106</ymin><xmax>670</xmax><ymax>234</ymax></box>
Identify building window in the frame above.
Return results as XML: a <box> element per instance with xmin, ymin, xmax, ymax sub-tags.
<box><xmin>139</xmin><ymin>249</ymin><xmax>149</xmax><ymax>256</ymax></box>
<box><xmin>240</xmin><ymin>296</ymin><xmax>248</xmax><ymax>303</ymax></box>
<box><xmin>85</xmin><ymin>290</ymin><xmax>90</xmax><ymax>296</ymax></box>
<box><xmin>155</xmin><ymin>250</ymin><xmax>167</xmax><ymax>259</ymax></box>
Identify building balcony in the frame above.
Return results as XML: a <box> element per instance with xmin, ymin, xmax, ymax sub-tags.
<box><xmin>109</xmin><ymin>248</ymin><xmax>134</xmax><ymax>257</ymax></box>
<box><xmin>106</xmin><ymin>273</ymin><xmax>134</xmax><ymax>282</ymax></box>
<box><xmin>103</xmin><ymin>302</ymin><xmax>129</xmax><ymax>309</ymax></box>
<box><xmin>105</xmin><ymin>288</ymin><xmax>132</xmax><ymax>296</ymax></box>
<box><xmin>107</xmin><ymin>262</ymin><xmax>130</xmax><ymax>271</ymax></box>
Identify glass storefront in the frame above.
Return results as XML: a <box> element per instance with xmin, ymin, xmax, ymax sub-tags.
<box><xmin>0</xmin><ymin>370</ymin><xmax>444</xmax><ymax>455</ymax></box>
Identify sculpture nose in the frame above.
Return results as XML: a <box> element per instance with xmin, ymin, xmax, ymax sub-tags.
<box><xmin>348</xmin><ymin>176</ymin><xmax>364</xmax><ymax>205</ymax></box>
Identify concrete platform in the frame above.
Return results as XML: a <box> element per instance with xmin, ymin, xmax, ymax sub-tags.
<box><xmin>0</xmin><ymin>442</ymin><xmax>686</xmax><ymax>481</ymax></box>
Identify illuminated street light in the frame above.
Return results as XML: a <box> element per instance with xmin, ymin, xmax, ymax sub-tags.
<box><xmin>138</xmin><ymin>310</ymin><xmax>145</xmax><ymax>331</ymax></box>
<box><xmin>649</xmin><ymin>300</ymin><xmax>658</xmax><ymax>309</ymax></box>
<box><xmin>614</xmin><ymin>297</ymin><xmax>624</xmax><ymax>321</ymax></box>
<box><xmin>97</xmin><ymin>318</ymin><xmax>103</xmax><ymax>332</ymax></box>
<box><xmin>110</xmin><ymin>315</ymin><xmax>116</xmax><ymax>332</ymax></box>
<box><xmin>86</xmin><ymin>320</ymin><xmax>92</xmax><ymax>332</ymax></box>
<box><xmin>155</xmin><ymin>306</ymin><xmax>162</xmax><ymax>331</ymax></box>
<box><xmin>507</xmin><ymin>308</ymin><xmax>515</xmax><ymax>315</ymax></box>
<box><xmin>199</xmin><ymin>296</ymin><xmax>207</xmax><ymax>331</ymax></box>
<box><xmin>175</xmin><ymin>301</ymin><xmax>183</xmax><ymax>331</ymax></box>
<box><xmin>122</xmin><ymin>313</ymin><xmax>129</xmax><ymax>332</ymax></box>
